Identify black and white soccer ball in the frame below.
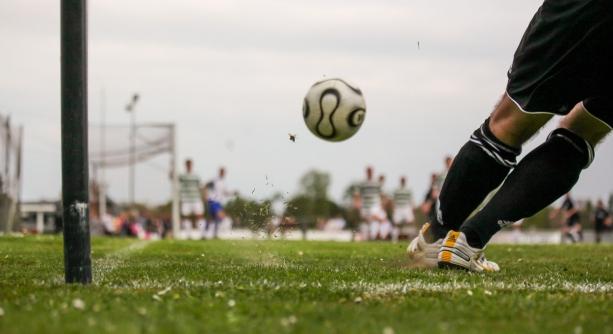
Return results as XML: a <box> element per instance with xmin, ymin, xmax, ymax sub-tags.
<box><xmin>302</xmin><ymin>78</ymin><xmax>366</xmax><ymax>142</ymax></box>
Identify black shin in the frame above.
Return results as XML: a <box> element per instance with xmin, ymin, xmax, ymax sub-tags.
<box><xmin>461</xmin><ymin>128</ymin><xmax>594</xmax><ymax>248</ymax></box>
<box><xmin>426</xmin><ymin>118</ymin><xmax>521</xmax><ymax>242</ymax></box>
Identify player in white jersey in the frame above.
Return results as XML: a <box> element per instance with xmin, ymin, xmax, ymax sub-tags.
<box><xmin>359</xmin><ymin>167</ymin><xmax>386</xmax><ymax>240</ymax></box>
<box><xmin>178</xmin><ymin>159</ymin><xmax>205</xmax><ymax>239</ymax></box>
<box><xmin>205</xmin><ymin>167</ymin><xmax>232</xmax><ymax>238</ymax></box>
<box><xmin>392</xmin><ymin>176</ymin><xmax>415</xmax><ymax>242</ymax></box>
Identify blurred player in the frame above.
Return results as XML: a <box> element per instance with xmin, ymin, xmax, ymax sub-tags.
<box><xmin>378</xmin><ymin>174</ymin><xmax>394</xmax><ymax>240</ymax></box>
<box><xmin>359</xmin><ymin>167</ymin><xmax>386</xmax><ymax>240</ymax></box>
<box><xmin>434</xmin><ymin>155</ymin><xmax>453</xmax><ymax>190</ymax></box>
<box><xmin>409</xmin><ymin>0</ymin><xmax>612</xmax><ymax>271</ymax></box>
<box><xmin>205</xmin><ymin>167</ymin><xmax>232</xmax><ymax>239</ymax></box>
<box><xmin>391</xmin><ymin>176</ymin><xmax>415</xmax><ymax>242</ymax></box>
<box><xmin>593</xmin><ymin>199</ymin><xmax>610</xmax><ymax>243</ymax></box>
<box><xmin>557</xmin><ymin>193</ymin><xmax>583</xmax><ymax>243</ymax></box>
<box><xmin>420</xmin><ymin>173</ymin><xmax>440</xmax><ymax>224</ymax></box>
<box><xmin>346</xmin><ymin>190</ymin><xmax>362</xmax><ymax>242</ymax></box>
<box><xmin>178</xmin><ymin>159</ymin><xmax>205</xmax><ymax>239</ymax></box>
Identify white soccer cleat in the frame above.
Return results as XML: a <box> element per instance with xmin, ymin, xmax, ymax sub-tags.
<box><xmin>438</xmin><ymin>230</ymin><xmax>500</xmax><ymax>272</ymax></box>
<box><xmin>406</xmin><ymin>223</ymin><xmax>443</xmax><ymax>268</ymax></box>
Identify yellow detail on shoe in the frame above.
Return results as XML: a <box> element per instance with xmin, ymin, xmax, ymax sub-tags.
<box><xmin>420</xmin><ymin>223</ymin><xmax>431</xmax><ymax>234</ymax></box>
<box><xmin>440</xmin><ymin>250</ymin><xmax>452</xmax><ymax>262</ymax></box>
<box><xmin>444</xmin><ymin>231</ymin><xmax>459</xmax><ymax>248</ymax></box>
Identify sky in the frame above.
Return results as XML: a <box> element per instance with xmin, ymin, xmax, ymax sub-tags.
<box><xmin>1</xmin><ymin>0</ymin><xmax>611</xmax><ymax>205</ymax></box>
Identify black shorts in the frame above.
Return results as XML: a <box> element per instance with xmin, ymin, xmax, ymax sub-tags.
<box><xmin>566</xmin><ymin>216</ymin><xmax>580</xmax><ymax>227</ymax></box>
<box><xmin>506</xmin><ymin>0</ymin><xmax>613</xmax><ymax>128</ymax></box>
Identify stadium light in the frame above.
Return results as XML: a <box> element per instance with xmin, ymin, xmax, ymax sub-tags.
<box><xmin>61</xmin><ymin>0</ymin><xmax>92</xmax><ymax>284</ymax></box>
<box><xmin>125</xmin><ymin>93</ymin><xmax>139</xmax><ymax>206</ymax></box>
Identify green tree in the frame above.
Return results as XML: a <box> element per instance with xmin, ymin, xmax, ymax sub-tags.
<box><xmin>299</xmin><ymin>170</ymin><xmax>330</xmax><ymax>201</ymax></box>
<box><xmin>284</xmin><ymin>170</ymin><xmax>342</xmax><ymax>229</ymax></box>
<box><xmin>225</xmin><ymin>196</ymin><xmax>272</xmax><ymax>231</ymax></box>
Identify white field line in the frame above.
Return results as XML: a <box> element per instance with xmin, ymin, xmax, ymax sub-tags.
<box><xmin>105</xmin><ymin>277</ymin><xmax>613</xmax><ymax>294</ymax></box>
<box><xmin>38</xmin><ymin>240</ymin><xmax>155</xmax><ymax>286</ymax></box>
<box><xmin>241</xmin><ymin>251</ymin><xmax>289</xmax><ymax>269</ymax></box>
<box><xmin>93</xmin><ymin>240</ymin><xmax>155</xmax><ymax>285</ymax></box>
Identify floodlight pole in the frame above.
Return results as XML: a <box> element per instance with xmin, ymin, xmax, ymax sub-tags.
<box><xmin>61</xmin><ymin>0</ymin><xmax>92</xmax><ymax>284</ymax></box>
<box><xmin>126</xmin><ymin>93</ymin><xmax>139</xmax><ymax>207</ymax></box>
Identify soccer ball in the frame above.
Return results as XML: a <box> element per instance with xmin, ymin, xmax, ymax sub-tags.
<box><xmin>302</xmin><ymin>78</ymin><xmax>366</xmax><ymax>142</ymax></box>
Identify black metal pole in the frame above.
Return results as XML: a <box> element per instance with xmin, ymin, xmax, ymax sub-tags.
<box><xmin>61</xmin><ymin>0</ymin><xmax>91</xmax><ymax>284</ymax></box>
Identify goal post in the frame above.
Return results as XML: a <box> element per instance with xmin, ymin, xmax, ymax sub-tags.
<box><xmin>170</xmin><ymin>124</ymin><xmax>180</xmax><ymax>238</ymax></box>
<box><xmin>61</xmin><ymin>0</ymin><xmax>92</xmax><ymax>284</ymax></box>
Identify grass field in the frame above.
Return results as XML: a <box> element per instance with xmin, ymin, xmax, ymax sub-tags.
<box><xmin>0</xmin><ymin>236</ymin><xmax>612</xmax><ymax>333</ymax></box>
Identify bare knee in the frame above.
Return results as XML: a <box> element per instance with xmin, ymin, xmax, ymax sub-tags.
<box><xmin>559</xmin><ymin>103</ymin><xmax>611</xmax><ymax>147</ymax></box>
<box><xmin>488</xmin><ymin>94</ymin><xmax>552</xmax><ymax>148</ymax></box>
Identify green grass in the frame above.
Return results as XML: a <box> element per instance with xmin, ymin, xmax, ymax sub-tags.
<box><xmin>0</xmin><ymin>236</ymin><xmax>612</xmax><ymax>333</ymax></box>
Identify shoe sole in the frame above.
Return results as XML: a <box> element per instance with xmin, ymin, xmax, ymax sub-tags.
<box><xmin>437</xmin><ymin>260</ymin><xmax>469</xmax><ymax>271</ymax></box>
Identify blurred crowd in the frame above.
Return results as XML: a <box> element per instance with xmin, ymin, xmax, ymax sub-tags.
<box><xmin>98</xmin><ymin>209</ymin><xmax>171</xmax><ymax>240</ymax></box>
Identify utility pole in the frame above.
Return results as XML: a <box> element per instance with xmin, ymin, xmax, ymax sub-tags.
<box><xmin>61</xmin><ymin>0</ymin><xmax>91</xmax><ymax>284</ymax></box>
<box><xmin>126</xmin><ymin>93</ymin><xmax>139</xmax><ymax>206</ymax></box>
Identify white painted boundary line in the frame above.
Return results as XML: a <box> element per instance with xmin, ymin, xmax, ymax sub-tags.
<box><xmin>106</xmin><ymin>278</ymin><xmax>613</xmax><ymax>294</ymax></box>
<box><xmin>206</xmin><ymin>229</ymin><xmax>613</xmax><ymax>244</ymax></box>
<box><xmin>94</xmin><ymin>240</ymin><xmax>155</xmax><ymax>285</ymax></box>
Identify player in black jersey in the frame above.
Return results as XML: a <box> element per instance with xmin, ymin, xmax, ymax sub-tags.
<box><xmin>408</xmin><ymin>0</ymin><xmax>612</xmax><ymax>271</ymax></box>
<box><xmin>552</xmin><ymin>193</ymin><xmax>583</xmax><ymax>243</ymax></box>
<box><xmin>593</xmin><ymin>199</ymin><xmax>610</xmax><ymax>243</ymax></box>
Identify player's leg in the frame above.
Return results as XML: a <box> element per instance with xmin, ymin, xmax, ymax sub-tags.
<box><xmin>410</xmin><ymin>96</ymin><xmax>549</xmax><ymax>267</ymax></box>
<box><xmin>213</xmin><ymin>206</ymin><xmax>225</xmax><ymax>239</ymax></box>
<box><xmin>194</xmin><ymin>201</ymin><xmax>206</xmax><ymax>239</ymax></box>
<box><xmin>459</xmin><ymin>102</ymin><xmax>610</xmax><ymax>252</ymax></box>
<box><xmin>425</xmin><ymin>94</ymin><xmax>551</xmax><ymax>242</ymax></box>
<box><xmin>560</xmin><ymin>222</ymin><xmax>574</xmax><ymax>244</ymax></box>
<box><xmin>574</xmin><ymin>221</ymin><xmax>584</xmax><ymax>242</ymax></box>
<box><xmin>179</xmin><ymin>202</ymin><xmax>195</xmax><ymax>239</ymax></box>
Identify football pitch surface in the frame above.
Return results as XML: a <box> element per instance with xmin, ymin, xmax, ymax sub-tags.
<box><xmin>0</xmin><ymin>237</ymin><xmax>611</xmax><ymax>333</ymax></box>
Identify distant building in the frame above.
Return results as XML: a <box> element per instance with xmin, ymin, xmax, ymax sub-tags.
<box><xmin>20</xmin><ymin>201</ymin><xmax>60</xmax><ymax>234</ymax></box>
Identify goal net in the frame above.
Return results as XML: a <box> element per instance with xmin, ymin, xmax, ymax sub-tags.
<box><xmin>88</xmin><ymin>123</ymin><xmax>179</xmax><ymax>234</ymax></box>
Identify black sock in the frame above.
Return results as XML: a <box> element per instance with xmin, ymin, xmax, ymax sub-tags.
<box><xmin>426</xmin><ymin>118</ymin><xmax>520</xmax><ymax>242</ymax></box>
<box><xmin>460</xmin><ymin>128</ymin><xmax>594</xmax><ymax>248</ymax></box>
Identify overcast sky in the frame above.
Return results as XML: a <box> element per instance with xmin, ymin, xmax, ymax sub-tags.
<box><xmin>1</xmin><ymin>0</ymin><xmax>611</xmax><ymax>205</ymax></box>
